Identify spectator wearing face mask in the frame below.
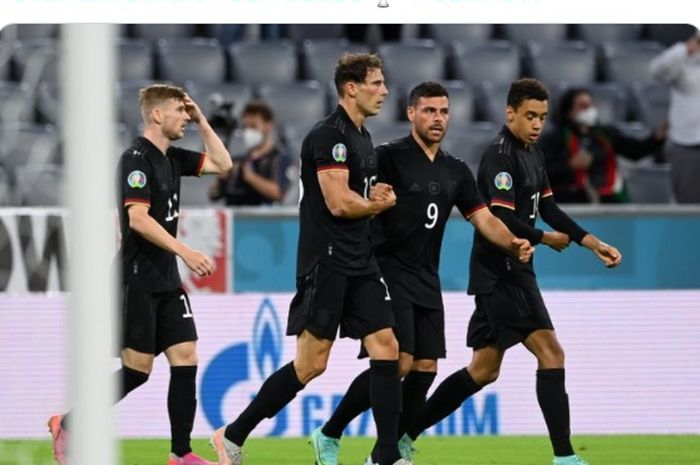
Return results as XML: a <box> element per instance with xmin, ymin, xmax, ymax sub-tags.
<box><xmin>540</xmin><ymin>88</ymin><xmax>666</xmax><ymax>203</ymax></box>
<box><xmin>209</xmin><ymin>101</ymin><xmax>290</xmax><ymax>206</ymax></box>
<box><xmin>650</xmin><ymin>29</ymin><xmax>700</xmax><ymax>203</ymax></box>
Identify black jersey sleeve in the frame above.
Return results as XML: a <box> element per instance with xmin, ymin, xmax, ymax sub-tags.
<box><xmin>311</xmin><ymin>126</ymin><xmax>350</xmax><ymax>173</ymax></box>
<box><xmin>482</xmin><ymin>150</ymin><xmax>517</xmax><ymax>210</ymax></box>
<box><xmin>456</xmin><ymin>163</ymin><xmax>487</xmax><ymax>219</ymax></box>
<box><xmin>538</xmin><ymin>195</ymin><xmax>589</xmax><ymax>245</ymax></box>
<box><xmin>121</xmin><ymin>153</ymin><xmax>153</xmax><ymax>208</ymax></box>
<box><xmin>171</xmin><ymin>146</ymin><xmax>206</xmax><ymax>177</ymax></box>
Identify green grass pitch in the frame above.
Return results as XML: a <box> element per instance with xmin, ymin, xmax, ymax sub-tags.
<box><xmin>1</xmin><ymin>435</ymin><xmax>698</xmax><ymax>465</ymax></box>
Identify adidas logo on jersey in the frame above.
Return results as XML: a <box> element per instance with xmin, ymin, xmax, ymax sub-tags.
<box><xmin>409</xmin><ymin>182</ymin><xmax>422</xmax><ymax>192</ymax></box>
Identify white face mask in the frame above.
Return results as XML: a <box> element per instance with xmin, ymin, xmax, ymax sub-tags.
<box><xmin>574</xmin><ymin>106</ymin><xmax>598</xmax><ymax>127</ymax></box>
<box><xmin>243</xmin><ymin>128</ymin><xmax>265</xmax><ymax>150</ymax></box>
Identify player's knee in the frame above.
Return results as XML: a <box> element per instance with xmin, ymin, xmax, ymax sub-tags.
<box><xmin>295</xmin><ymin>357</ymin><xmax>328</xmax><ymax>383</ymax></box>
<box><xmin>468</xmin><ymin>366</ymin><xmax>499</xmax><ymax>386</ymax></box>
<box><xmin>537</xmin><ymin>346</ymin><xmax>565</xmax><ymax>369</ymax></box>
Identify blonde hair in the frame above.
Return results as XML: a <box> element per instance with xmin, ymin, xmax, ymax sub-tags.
<box><xmin>138</xmin><ymin>83</ymin><xmax>187</xmax><ymax>122</ymax></box>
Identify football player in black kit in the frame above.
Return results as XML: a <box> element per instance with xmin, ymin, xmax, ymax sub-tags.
<box><xmin>403</xmin><ymin>78</ymin><xmax>622</xmax><ymax>465</ymax></box>
<box><xmin>309</xmin><ymin>81</ymin><xmax>535</xmax><ymax>465</ymax></box>
<box><xmin>211</xmin><ymin>53</ymin><xmax>408</xmax><ymax>465</ymax></box>
<box><xmin>48</xmin><ymin>84</ymin><xmax>233</xmax><ymax>465</ymax></box>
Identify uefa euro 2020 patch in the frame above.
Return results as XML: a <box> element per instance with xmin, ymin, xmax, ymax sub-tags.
<box><xmin>127</xmin><ymin>170</ymin><xmax>147</xmax><ymax>189</ymax></box>
<box><xmin>494</xmin><ymin>172</ymin><xmax>513</xmax><ymax>191</ymax></box>
<box><xmin>332</xmin><ymin>143</ymin><xmax>347</xmax><ymax>163</ymax></box>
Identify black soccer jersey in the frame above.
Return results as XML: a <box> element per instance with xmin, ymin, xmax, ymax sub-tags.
<box><xmin>374</xmin><ymin>135</ymin><xmax>486</xmax><ymax>309</ymax></box>
<box><xmin>296</xmin><ymin>105</ymin><xmax>379</xmax><ymax>277</ymax></box>
<box><xmin>118</xmin><ymin>137</ymin><xmax>205</xmax><ymax>293</ymax></box>
<box><xmin>469</xmin><ymin>125</ymin><xmax>553</xmax><ymax>294</ymax></box>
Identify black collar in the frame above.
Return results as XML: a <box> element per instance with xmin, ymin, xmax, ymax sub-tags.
<box><xmin>405</xmin><ymin>132</ymin><xmax>444</xmax><ymax>162</ymax></box>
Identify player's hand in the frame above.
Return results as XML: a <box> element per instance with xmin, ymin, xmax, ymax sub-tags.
<box><xmin>593</xmin><ymin>242</ymin><xmax>622</xmax><ymax>268</ymax></box>
<box><xmin>369</xmin><ymin>182</ymin><xmax>394</xmax><ymax>202</ymax></box>
<box><xmin>183</xmin><ymin>94</ymin><xmax>204</xmax><ymax>124</ymax></box>
<box><xmin>510</xmin><ymin>238</ymin><xmax>534</xmax><ymax>263</ymax></box>
<box><xmin>542</xmin><ymin>231</ymin><xmax>571</xmax><ymax>252</ymax></box>
<box><xmin>370</xmin><ymin>183</ymin><xmax>396</xmax><ymax>213</ymax></box>
<box><xmin>181</xmin><ymin>248</ymin><xmax>214</xmax><ymax>277</ymax></box>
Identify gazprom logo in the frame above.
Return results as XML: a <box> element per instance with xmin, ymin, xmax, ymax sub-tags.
<box><xmin>201</xmin><ymin>297</ymin><xmax>287</xmax><ymax>433</ymax></box>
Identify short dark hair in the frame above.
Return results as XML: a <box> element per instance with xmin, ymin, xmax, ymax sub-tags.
<box><xmin>506</xmin><ymin>78</ymin><xmax>549</xmax><ymax>110</ymax></box>
<box><xmin>334</xmin><ymin>53</ymin><xmax>383</xmax><ymax>96</ymax></box>
<box><xmin>408</xmin><ymin>81</ymin><xmax>449</xmax><ymax>107</ymax></box>
<box><xmin>557</xmin><ymin>87</ymin><xmax>590</xmax><ymax>124</ymax></box>
<box><xmin>242</xmin><ymin>100</ymin><xmax>274</xmax><ymax>122</ymax></box>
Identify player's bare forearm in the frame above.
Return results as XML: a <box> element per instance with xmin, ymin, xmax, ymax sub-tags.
<box><xmin>127</xmin><ymin>206</ymin><xmax>188</xmax><ymax>257</ymax></box>
<box><xmin>471</xmin><ymin>209</ymin><xmax>532</xmax><ymax>261</ymax></box>
<box><xmin>318</xmin><ymin>170</ymin><xmax>394</xmax><ymax>218</ymax></box>
<box><xmin>197</xmin><ymin>120</ymin><xmax>233</xmax><ymax>174</ymax></box>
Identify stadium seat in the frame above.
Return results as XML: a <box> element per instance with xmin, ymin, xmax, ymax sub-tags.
<box><xmin>423</xmin><ymin>24</ymin><xmax>493</xmax><ymax>45</ymax></box>
<box><xmin>230</xmin><ymin>41</ymin><xmax>298</xmax><ymax>85</ymax></box>
<box><xmin>301</xmin><ymin>39</ymin><xmax>371</xmax><ymax>83</ymax></box>
<box><xmin>365</xmin><ymin>121</ymin><xmax>412</xmax><ymax>147</ymax></box>
<box><xmin>378</xmin><ymin>40</ymin><xmax>446</xmax><ymax>86</ymax></box>
<box><xmin>12</xmin><ymin>39</ymin><xmax>58</xmax><ymax>84</ymax></box>
<box><xmin>441</xmin><ymin>122</ymin><xmax>497</xmax><ymax>173</ymax></box>
<box><xmin>625</xmin><ymin>163</ymin><xmax>674</xmax><ymax>203</ymax></box>
<box><xmin>476</xmin><ymin>81</ymin><xmax>510</xmax><ymax>122</ymax></box>
<box><xmin>185</xmin><ymin>82</ymin><xmax>254</xmax><ymax>121</ymax></box>
<box><xmin>646</xmin><ymin>24</ymin><xmax>697</xmax><ymax>47</ymax></box>
<box><xmin>527</xmin><ymin>41</ymin><xmax>596</xmax><ymax>86</ymax></box>
<box><xmin>500</xmin><ymin>24</ymin><xmax>568</xmax><ymax>45</ymax></box>
<box><xmin>157</xmin><ymin>38</ymin><xmax>226</xmax><ymax>84</ymax></box>
<box><xmin>572</xmin><ymin>24</ymin><xmax>642</xmax><ymax>46</ymax></box>
<box><xmin>179</xmin><ymin>176</ymin><xmax>213</xmax><ymax>206</ymax></box>
<box><xmin>0</xmin><ymin>81</ymin><xmax>34</xmax><ymax>124</ymax></box>
<box><xmin>118</xmin><ymin>39</ymin><xmax>153</xmax><ymax>81</ymax></box>
<box><xmin>585</xmin><ymin>82</ymin><xmax>629</xmax><ymax>125</ymax></box>
<box><xmin>130</xmin><ymin>24</ymin><xmax>199</xmax><ymax>42</ymax></box>
<box><xmin>258</xmin><ymin>81</ymin><xmax>326</xmax><ymax>128</ymax></box>
<box><xmin>15</xmin><ymin>163</ymin><xmax>63</xmax><ymax>206</ymax></box>
<box><xmin>0</xmin><ymin>124</ymin><xmax>60</xmax><ymax>181</ymax></box>
<box><xmin>368</xmin><ymin>86</ymin><xmax>403</xmax><ymax>125</ymax></box>
<box><xmin>283</xmin><ymin>122</ymin><xmax>316</xmax><ymax>165</ymax></box>
<box><xmin>451</xmin><ymin>41</ymin><xmax>520</xmax><ymax>85</ymax></box>
<box><xmin>631</xmin><ymin>82</ymin><xmax>670</xmax><ymax>130</ymax></box>
<box><xmin>1</xmin><ymin>24</ymin><xmax>59</xmax><ymax>41</ymax></box>
<box><xmin>613</xmin><ymin>121</ymin><xmax>652</xmax><ymax>140</ymax></box>
<box><xmin>0</xmin><ymin>42</ymin><xmax>11</xmax><ymax>81</ymax></box>
<box><xmin>115</xmin><ymin>124</ymin><xmax>133</xmax><ymax>157</ymax></box>
<box><xmin>176</xmin><ymin>127</ymin><xmax>205</xmax><ymax>152</ymax></box>
<box><xmin>285</xmin><ymin>24</ymin><xmax>346</xmax><ymax>43</ymax></box>
<box><xmin>36</xmin><ymin>81</ymin><xmax>60</xmax><ymax>124</ymax></box>
<box><xmin>117</xmin><ymin>80</ymin><xmax>155</xmax><ymax>131</ymax></box>
<box><xmin>601</xmin><ymin>41</ymin><xmax>665</xmax><ymax>84</ymax></box>
<box><xmin>0</xmin><ymin>164</ymin><xmax>13</xmax><ymax>206</ymax></box>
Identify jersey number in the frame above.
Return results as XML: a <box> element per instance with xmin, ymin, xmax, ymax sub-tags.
<box><xmin>529</xmin><ymin>192</ymin><xmax>541</xmax><ymax>219</ymax></box>
<box><xmin>165</xmin><ymin>193</ymin><xmax>180</xmax><ymax>222</ymax></box>
<box><xmin>363</xmin><ymin>175</ymin><xmax>378</xmax><ymax>199</ymax></box>
<box><xmin>379</xmin><ymin>277</ymin><xmax>391</xmax><ymax>301</ymax></box>
<box><xmin>180</xmin><ymin>294</ymin><xmax>193</xmax><ymax>319</ymax></box>
<box><xmin>425</xmin><ymin>202</ymin><xmax>439</xmax><ymax>229</ymax></box>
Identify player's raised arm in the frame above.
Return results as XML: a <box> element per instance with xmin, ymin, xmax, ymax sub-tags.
<box><xmin>183</xmin><ymin>94</ymin><xmax>233</xmax><ymax>175</ymax></box>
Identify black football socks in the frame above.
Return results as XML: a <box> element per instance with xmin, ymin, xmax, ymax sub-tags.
<box><xmin>322</xmin><ymin>368</ymin><xmax>371</xmax><ymax>439</ymax></box>
<box><xmin>60</xmin><ymin>365</ymin><xmax>149</xmax><ymax>430</ymax></box>
<box><xmin>399</xmin><ymin>370</ymin><xmax>436</xmax><ymax>437</ymax></box>
<box><xmin>168</xmin><ymin>366</ymin><xmax>197</xmax><ymax>457</ymax></box>
<box><xmin>224</xmin><ymin>361</ymin><xmax>304</xmax><ymax>446</ymax></box>
<box><xmin>369</xmin><ymin>360</ymin><xmax>402</xmax><ymax>465</ymax></box>
<box><xmin>536</xmin><ymin>368</ymin><xmax>575</xmax><ymax>457</ymax></box>
<box><xmin>407</xmin><ymin>368</ymin><xmax>482</xmax><ymax>440</ymax></box>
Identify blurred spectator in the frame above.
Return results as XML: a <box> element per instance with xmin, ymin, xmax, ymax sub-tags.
<box><xmin>650</xmin><ymin>29</ymin><xmax>700</xmax><ymax>203</ymax></box>
<box><xmin>541</xmin><ymin>88</ymin><xmax>666</xmax><ymax>203</ymax></box>
<box><xmin>209</xmin><ymin>101</ymin><xmax>289</xmax><ymax>206</ymax></box>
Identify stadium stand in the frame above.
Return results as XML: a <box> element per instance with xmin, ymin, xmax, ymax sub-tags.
<box><xmin>441</xmin><ymin>122</ymin><xmax>497</xmax><ymax>173</ymax></box>
<box><xmin>1</xmin><ymin>23</ymin><xmax>693</xmax><ymax>205</ymax></box>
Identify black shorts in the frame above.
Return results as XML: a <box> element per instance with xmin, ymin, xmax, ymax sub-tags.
<box><xmin>467</xmin><ymin>281</ymin><xmax>553</xmax><ymax>350</ymax></box>
<box><xmin>287</xmin><ymin>263</ymin><xmax>395</xmax><ymax>341</ymax></box>
<box><xmin>359</xmin><ymin>294</ymin><xmax>446</xmax><ymax>360</ymax></box>
<box><xmin>122</xmin><ymin>282</ymin><xmax>198</xmax><ymax>355</ymax></box>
